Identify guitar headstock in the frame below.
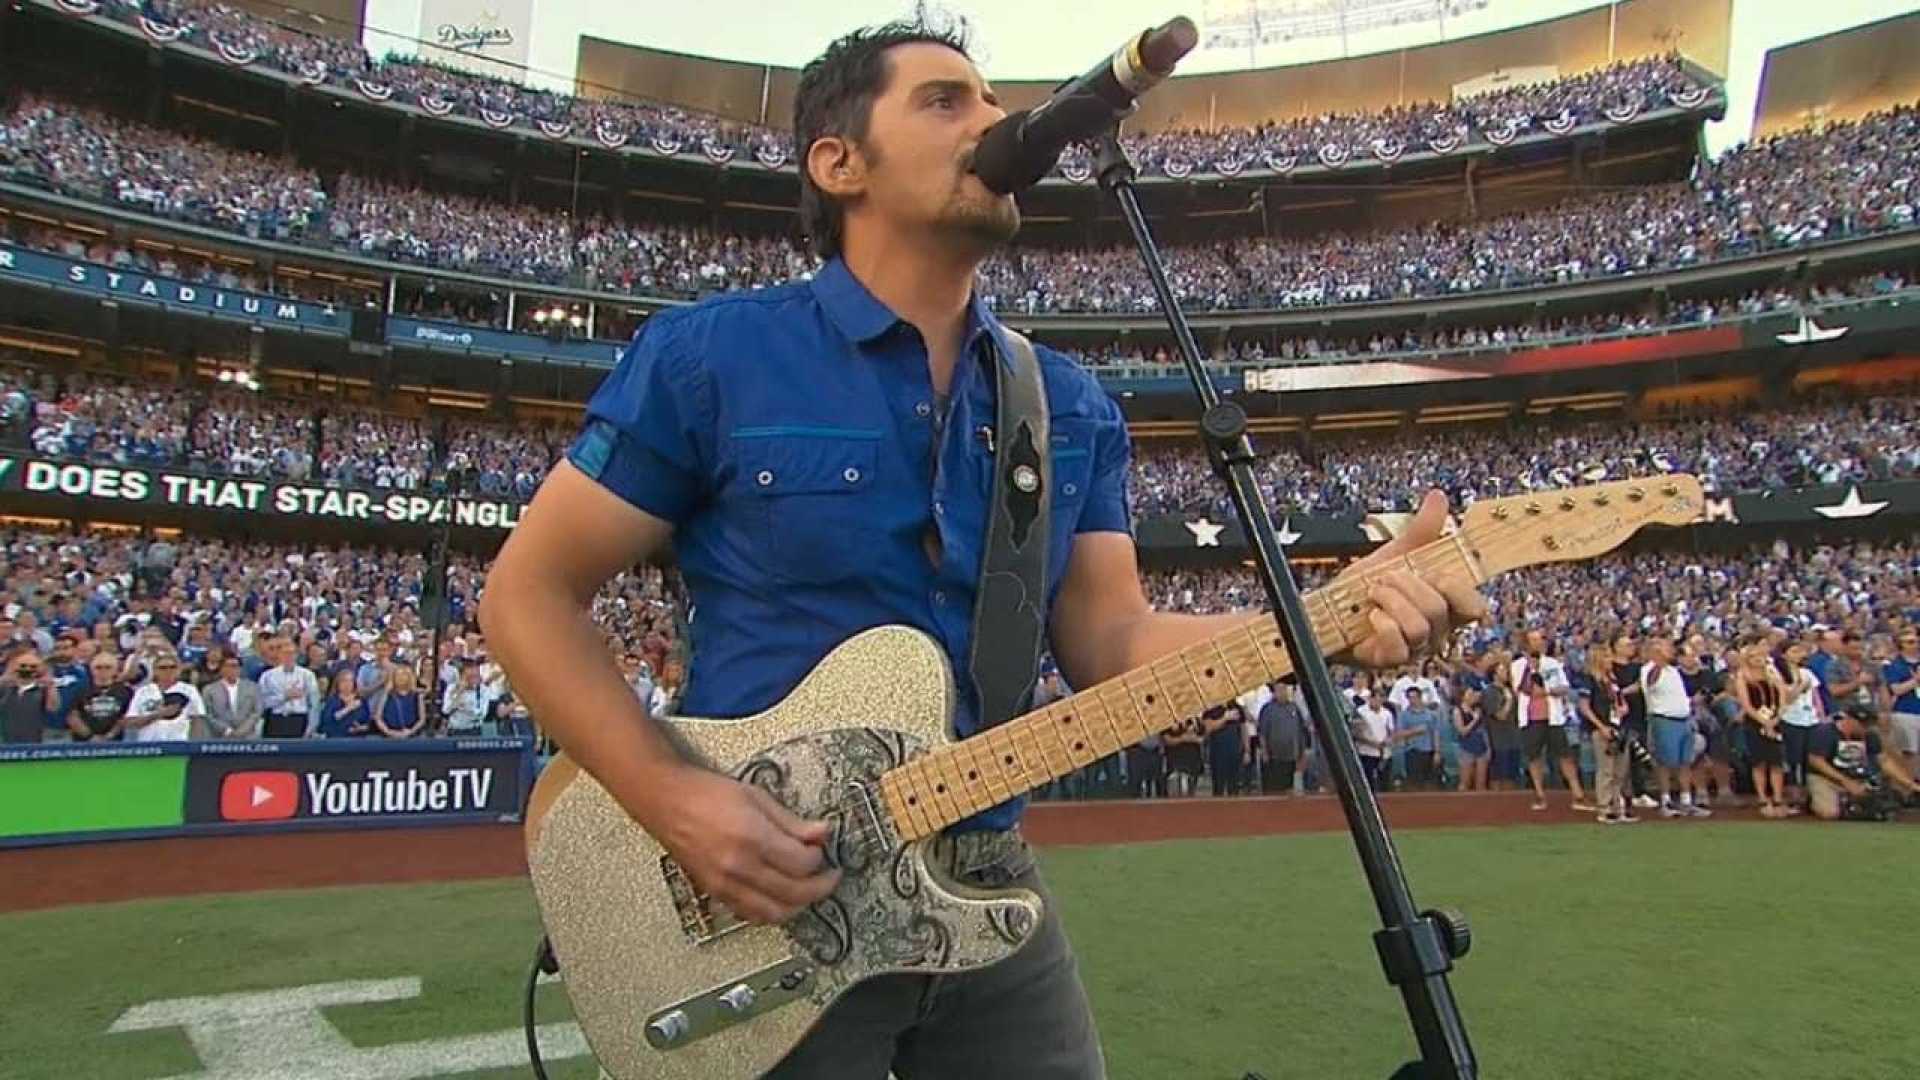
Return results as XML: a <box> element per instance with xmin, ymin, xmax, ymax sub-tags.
<box><xmin>1458</xmin><ymin>475</ymin><xmax>1704</xmax><ymax>577</ymax></box>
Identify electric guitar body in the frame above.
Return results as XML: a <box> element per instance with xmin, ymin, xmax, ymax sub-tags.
<box><xmin>525</xmin><ymin>625</ymin><xmax>1040</xmax><ymax>1080</ymax></box>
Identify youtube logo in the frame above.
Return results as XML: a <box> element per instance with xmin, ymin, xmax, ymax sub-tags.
<box><xmin>220</xmin><ymin>772</ymin><xmax>299</xmax><ymax>822</ymax></box>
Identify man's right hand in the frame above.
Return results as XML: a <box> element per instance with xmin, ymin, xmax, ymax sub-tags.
<box><xmin>644</xmin><ymin>766</ymin><xmax>842</xmax><ymax>926</ymax></box>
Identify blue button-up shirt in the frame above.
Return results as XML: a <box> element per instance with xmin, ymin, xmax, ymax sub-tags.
<box><xmin>567</xmin><ymin>257</ymin><xmax>1133</xmax><ymax>830</ymax></box>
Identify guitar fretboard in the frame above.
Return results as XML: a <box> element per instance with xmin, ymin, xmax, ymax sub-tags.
<box><xmin>875</xmin><ymin>534</ymin><xmax>1486</xmax><ymax>840</ymax></box>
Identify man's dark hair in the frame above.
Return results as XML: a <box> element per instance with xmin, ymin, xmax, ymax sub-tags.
<box><xmin>793</xmin><ymin>19</ymin><xmax>973</xmax><ymax>260</ymax></box>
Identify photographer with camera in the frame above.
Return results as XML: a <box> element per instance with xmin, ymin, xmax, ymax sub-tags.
<box><xmin>1806</xmin><ymin>705</ymin><xmax>1920</xmax><ymax>821</ymax></box>
<box><xmin>0</xmin><ymin>646</ymin><xmax>61</xmax><ymax>743</ymax></box>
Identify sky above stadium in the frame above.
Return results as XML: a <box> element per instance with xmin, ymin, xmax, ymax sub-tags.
<box><xmin>361</xmin><ymin>0</ymin><xmax>1917</xmax><ymax>155</ymax></box>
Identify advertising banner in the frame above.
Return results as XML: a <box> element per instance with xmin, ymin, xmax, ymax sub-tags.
<box><xmin>388</xmin><ymin>316</ymin><xmax>624</xmax><ymax>367</ymax></box>
<box><xmin>0</xmin><ymin>745</ymin><xmax>184</xmax><ymax>840</ymax></box>
<box><xmin>0</xmin><ymin>242</ymin><xmax>346</xmax><ymax>331</ymax></box>
<box><xmin>416</xmin><ymin>0</ymin><xmax>534</xmax><ymax>78</ymax></box>
<box><xmin>0</xmin><ymin>455</ymin><xmax>526</xmax><ymax>530</ymax></box>
<box><xmin>181</xmin><ymin>739</ymin><xmax>528</xmax><ymax>828</ymax></box>
<box><xmin>0</xmin><ymin>739</ymin><xmax>533</xmax><ymax>847</ymax></box>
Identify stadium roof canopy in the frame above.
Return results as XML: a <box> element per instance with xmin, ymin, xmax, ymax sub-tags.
<box><xmin>1750</xmin><ymin>10</ymin><xmax>1920</xmax><ymax>140</ymax></box>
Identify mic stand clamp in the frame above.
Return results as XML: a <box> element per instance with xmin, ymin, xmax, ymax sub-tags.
<box><xmin>1087</xmin><ymin>126</ymin><xmax>1479</xmax><ymax>1080</ymax></box>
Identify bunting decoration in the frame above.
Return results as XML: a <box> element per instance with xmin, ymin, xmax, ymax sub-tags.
<box><xmin>1669</xmin><ymin>85</ymin><xmax>1710</xmax><ymax>110</ymax></box>
<box><xmin>593</xmin><ymin>120</ymin><xmax>630</xmax><ymax>149</ymax></box>
<box><xmin>138</xmin><ymin>16</ymin><xmax>185</xmax><ymax>43</ymax></box>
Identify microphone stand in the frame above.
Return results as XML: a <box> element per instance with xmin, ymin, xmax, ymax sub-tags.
<box><xmin>1088</xmin><ymin>125</ymin><xmax>1479</xmax><ymax>1080</ymax></box>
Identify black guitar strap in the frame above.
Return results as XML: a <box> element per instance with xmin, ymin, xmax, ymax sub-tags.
<box><xmin>967</xmin><ymin>327</ymin><xmax>1050</xmax><ymax>736</ymax></box>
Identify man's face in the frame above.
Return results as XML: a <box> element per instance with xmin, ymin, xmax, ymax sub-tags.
<box><xmin>221</xmin><ymin>659</ymin><xmax>240</xmax><ymax>682</ymax></box>
<box><xmin>89</xmin><ymin>656</ymin><xmax>117</xmax><ymax>685</ymax></box>
<box><xmin>831</xmin><ymin>43</ymin><xmax>1018</xmax><ymax>257</ymax></box>
<box><xmin>1524</xmin><ymin>630</ymin><xmax>1545</xmax><ymax>656</ymax></box>
<box><xmin>1902</xmin><ymin>632</ymin><xmax>1919</xmax><ymax>657</ymax></box>
<box><xmin>1612</xmin><ymin>635</ymin><xmax>1636</xmax><ymax>662</ymax></box>
<box><xmin>152</xmin><ymin>657</ymin><xmax>180</xmax><ymax>684</ymax></box>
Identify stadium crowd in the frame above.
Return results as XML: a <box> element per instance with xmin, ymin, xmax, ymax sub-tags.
<box><xmin>4</xmin><ymin>92</ymin><xmax>1916</xmax><ymax>311</ymax></box>
<box><xmin>5</xmin><ymin>352</ymin><xmax>1916</xmax><ymax>514</ymax></box>
<box><xmin>3</xmin><ymin>519</ymin><xmax>1915</xmax><ymax>821</ymax></box>
<box><xmin>0</xmin><ymin>357</ymin><xmax>565</xmax><ymax>500</ymax></box>
<box><xmin>59</xmin><ymin>0</ymin><xmax>1711</xmax><ymax>171</ymax></box>
<box><xmin>0</xmin><ymin>525</ymin><xmax>682</xmax><ymax>743</ymax></box>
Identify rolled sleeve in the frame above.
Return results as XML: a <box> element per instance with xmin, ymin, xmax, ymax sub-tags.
<box><xmin>566</xmin><ymin>314</ymin><xmax>716</xmax><ymax>526</ymax></box>
<box><xmin>1077</xmin><ymin>394</ymin><xmax>1133</xmax><ymax>535</ymax></box>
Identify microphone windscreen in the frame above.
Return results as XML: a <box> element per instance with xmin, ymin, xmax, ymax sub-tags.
<box><xmin>1142</xmin><ymin>16</ymin><xmax>1199</xmax><ymax>74</ymax></box>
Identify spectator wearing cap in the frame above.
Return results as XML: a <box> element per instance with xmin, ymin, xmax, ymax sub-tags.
<box><xmin>124</xmin><ymin>652</ymin><xmax>205</xmax><ymax>742</ymax></box>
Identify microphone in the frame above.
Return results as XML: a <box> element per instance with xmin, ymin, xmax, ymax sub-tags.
<box><xmin>970</xmin><ymin>16</ymin><xmax>1199</xmax><ymax>194</ymax></box>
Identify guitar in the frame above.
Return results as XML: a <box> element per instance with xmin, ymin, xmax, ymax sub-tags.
<box><xmin>524</xmin><ymin>476</ymin><xmax>1704</xmax><ymax>1079</ymax></box>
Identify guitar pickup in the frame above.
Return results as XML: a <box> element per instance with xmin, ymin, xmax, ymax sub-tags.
<box><xmin>660</xmin><ymin>855</ymin><xmax>748</xmax><ymax>945</ymax></box>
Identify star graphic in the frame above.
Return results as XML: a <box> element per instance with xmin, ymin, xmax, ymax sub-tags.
<box><xmin>1275</xmin><ymin>517</ymin><xmax>1301</xmax><ymax>546</ymax></box>
<box><xmin>1776</xmin><ymin>314</ymin><xmax>1848</xmax><ymax>345</ymax></box>
<box><xmin>1185</xmin><ymin>518</ymin><xmax>1226</xmax><ymax>547</ymax></box>
<box><xmin>1812</xmin><ymin>485</ymin><xmax>1888</xmax><ymax>520</ymax></box>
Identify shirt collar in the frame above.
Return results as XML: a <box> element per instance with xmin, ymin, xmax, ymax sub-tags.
<box><xmin>810</xmin><ymin>257</ymin><xmax>1012</xmax><ymax>370</ymax></box>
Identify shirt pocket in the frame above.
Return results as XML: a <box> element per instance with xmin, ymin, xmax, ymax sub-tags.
<box><xmin>734</xmin><ymin>429</ymin><xmax>881</xmax><ymax>586</ymax></box>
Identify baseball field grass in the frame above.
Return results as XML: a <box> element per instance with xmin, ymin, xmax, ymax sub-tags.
<box><xmin>3</xmin><ymin>822</ymin><xmax>1913</xmax><ymax>1079</ymax></box>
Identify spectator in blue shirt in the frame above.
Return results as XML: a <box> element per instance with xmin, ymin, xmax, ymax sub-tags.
<box><xmin>316</xmin><ymin>669</ymin><xmax>371</xmax><ymax>738</ymax></box>
<box><xmin>1398</xmin><ymin>686</ymin><xmax>1445</xmax><ymax>788</ymax></box>
<box><xmin>1881</xmin><ymin>629</ymin><xmax>1920</xmax><ymax>778</ymax></box>
<box><xmin>478</xmin><ymin>22</ymin><xmax>1481</xmax><ymax>1080</ymax></box>
<box><xmin>375</xmin><ymin>665</ymin><xmax>424</xmax><ymax>738</ymax></box>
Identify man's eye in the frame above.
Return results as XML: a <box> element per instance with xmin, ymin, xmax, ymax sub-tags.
<box><xmin>930</xmin><ymin>95</ymin><xmax>955</xmax><ymax>109</ymax></box>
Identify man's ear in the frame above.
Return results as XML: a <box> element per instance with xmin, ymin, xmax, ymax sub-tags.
<box><xmin>806</xmin><ymin>135</ymin><xmax>865</xmax><ymax>200</ymax></box>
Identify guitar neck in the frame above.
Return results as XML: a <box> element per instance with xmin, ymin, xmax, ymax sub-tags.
<box><xmin>874</xmin><ymin>535</ymin><xmax>1486</xmax><ymax>840</ymax></box>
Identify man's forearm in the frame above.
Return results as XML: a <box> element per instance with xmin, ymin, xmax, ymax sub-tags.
<box><xmin>479</xmin><ymin>577</ymin><xmax>692</xmax><ymax>821</ymax></box>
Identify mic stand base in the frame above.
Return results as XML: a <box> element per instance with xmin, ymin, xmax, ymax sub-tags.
<box><xmin>1087</xmin><ymin>127</ymin><xmax>1479</xmax><ymax>1080</ymax></box>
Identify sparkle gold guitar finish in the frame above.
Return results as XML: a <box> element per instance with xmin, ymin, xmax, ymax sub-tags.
<box><xmin>525</xmin><ymin>477</ymin><xmax>1705</xmax><ymax>1079</ymax></box>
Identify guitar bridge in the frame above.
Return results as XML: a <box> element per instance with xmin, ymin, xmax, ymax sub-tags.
<box><xmin>661</xmin><ymin>855</ymin><xmax>748</xmax><ymax>945</ymax></box>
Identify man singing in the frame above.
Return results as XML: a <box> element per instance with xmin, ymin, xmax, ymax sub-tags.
<box><xmin>481</xmin><ymin>20</ymin><xmax>1484</xmax><ymax>1079</ymax></box>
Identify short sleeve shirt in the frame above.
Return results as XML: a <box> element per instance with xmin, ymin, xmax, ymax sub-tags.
<box><xmin>566</xmin><ymin>258</ymin><xmax>1134</xmax><ymax>831</ymax></box>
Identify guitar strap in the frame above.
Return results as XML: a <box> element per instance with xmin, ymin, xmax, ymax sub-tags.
<box><xmin>967</xmin><ymin>327</ymin><xmax>1050</xmax><ymax>736</ymax></box>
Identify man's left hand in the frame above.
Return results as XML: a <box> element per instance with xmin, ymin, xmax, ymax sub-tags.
<box><xmin>1337</xmin><ymin>490</ymin><xmax>1488</xmax><ymax>669</ymax></box>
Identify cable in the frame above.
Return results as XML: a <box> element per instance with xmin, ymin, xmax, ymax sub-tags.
<box><xmin>525</xmin><ymin>935</ymin><xmax>558</xmax><ymax>1080</ymax></box>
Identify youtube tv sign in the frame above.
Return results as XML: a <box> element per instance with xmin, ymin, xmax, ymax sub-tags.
<box><xmin>184</xmin><ymin>741</ymin><xmax>528</xmax><ymax>831</ymax></box>
<box><xmin>221</xmin><ymin>772</ymin><xmax>298</xmax><ymax>821</ymax></box>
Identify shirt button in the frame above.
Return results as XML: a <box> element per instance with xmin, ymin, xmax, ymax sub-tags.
<box><xmin>843</xmin><ymin>467</ymin><xmax>861</xmax><ymax>484</ymax></box>
<box><xmin>915</xmin><ymin>401</ymin><xmax>932</xmax><ymax>418</ymax></box>
<box><xmin>1063</xmin><ymin>482</ymin><xmax>1078</xmax><ymax>496</ymax></box>
<box><xmin>933</xmin><ymin>590</ymin><xmax>948</xmax><ymax>605</ymax></box>
<box><xmin>756</xmin><ymin>470</ymin><xmax>774</xmax><ymax>487</ymax></box>
<box><xmin>933</xmin><ymin>501</ymin><xmax>945</xmax><ymax>516</ymax></box>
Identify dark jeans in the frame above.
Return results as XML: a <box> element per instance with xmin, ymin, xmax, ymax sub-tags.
<box><xmin>1126</xmin><ymin>746</ymin><xmax>1165</xmax><ymax>798</ymax></box>
<box><xmin>1261</xmin><ymin>759</ymin><xmax>1296</xmax><ymax>794</ymax></box>
<box><xmin>764</xmin><ymin>831</ymin><xmax>1104</xmax><ymax>1079</ymax></box>
<box><xmin>1210</xmin><ymin>752</ymin><xmax>1243</xmax><ymax>796</ymax></box>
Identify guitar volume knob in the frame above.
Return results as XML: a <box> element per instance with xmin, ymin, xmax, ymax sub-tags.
<box><xmin>719</xmin><ymin>984</ymin><xmax>757</xmax><ymax>1013</ymax></box>
<box><xmin>647</xmin><ymin>1009</ymin><xmax>691</xmax><ymax>1046</ymax></box>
